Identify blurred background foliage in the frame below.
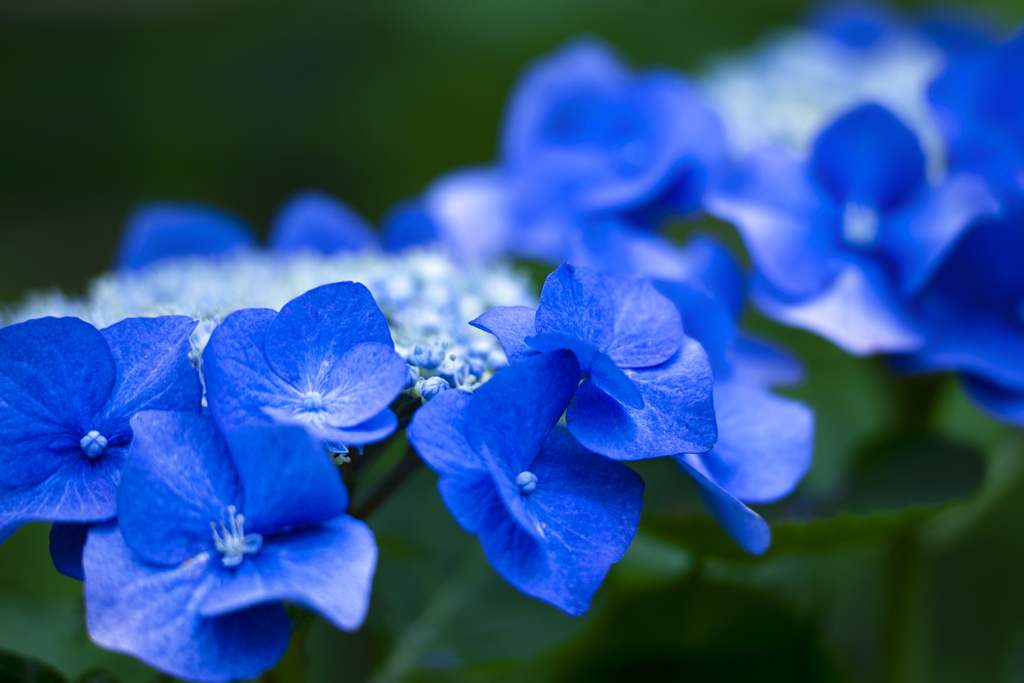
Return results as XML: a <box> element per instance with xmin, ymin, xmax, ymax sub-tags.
<box><xmin>3</xmin><ymin>0</ymin><xmax>1024</xmax><ymax>682</ymax></box>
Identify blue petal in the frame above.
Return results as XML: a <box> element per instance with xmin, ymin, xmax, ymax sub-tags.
<box><xmin>469</xmin><ymin>306</ymin><xmax>539</xmax><ymax>364</ymax></box>
<box><xmin>115</xmin><ymin>203</ymin><xmax>256</xmax><ymax>270</ymax></box>
<box><xmin>705</xmin><ymin>147</ymin><xmax>833</xmax><ymax>297</ymax></box>
<box><xmin>477</xmin><ymin>428</ymin><xmax>643</xmax><ymax>616</ymax></box>
<box><xmin>316</xmin><ymin>409</ymin><xmax>398</xmax><ymax>446</ymax></box>
<box><xmin>95</xmin><ymin>316</ymin><xmax>203</xmax><ymax>439</ymax></box>
<box><xmin>50</xmin><ymin>522</ymin><xmax>89</xmax><ymax>581</ymax></box>
<box><xmin>268</xmin><ymin>191</ymin><xmax>376</xmax><ymax>255</ymax></box>
<box><xmin>465</xmin><ymin>350</ymin><xmax>580</xmax><ymax>476</ymax></box>
<box><xmin>534</xmin><ymin>264</ymin><xmax>615</xmax><ymax>352</ymax></box>
<box><xmin>501</xmin><ymin>38</ymin><xmax>727</xmax><ymax>216</ymax></box>
<box><xmin>382</xmin><ymin>200</ymin><xmax>439</xmax><ymax>252</ymax></box>
<box><xmin>224</xmin><ymin>424</ymin><xmax>348</xmax><ymax>534</ymax></box>
<box><xmin>421</xmin><ymin>168</ymin><xmax>514</xmax><ymax>263</ymax></box>
<box><xmin>84</xmin><ymin>523</ymin><xmax>291</xmax><ymax>682</ymax></box>
<box><xmin>199</xmin><ymin>515</ymin><xmax>376</xmax><ymax>631</ymax></box>
<box><xmin>407</xmin><ymin>388</ymin><xmax>484</xmax><ymax>478</ymax></box>
<box><xmin>600</xmin><ymin>272</ymin><xmax>682</xmax><ymax>368</ymax></box>
<box><xmin>408</xmin><ymin>388</ymin><xmax>493</xmax><ymax>533</ymax></box>
<box><xmin>894</xmin><ymin>314</ymin><xmax>1024</xmax><ymax>391</ymax></box>
<box><xmin>810</xmin><ymin>104</ymin><xmax>926</xmax><ymax>209</ymax></box>
<box><xmin>0</xmin><ymin>451</ymin><xmax>125</xmax><ymax>544</ymax></box>
<box><xmin>694</xmin><ymin>381</ymin><xmax>813</xmax><ymax>504</ymax></box>
<box><xmin>262</xmin><ymin>282</ymin><xmax>394</xmax><ymax>389</ymax></box>
<box><xmin>118</xmin><ymin>411</ymin><xmax>241</xmax><ymax>566</ymax></box>
<box><xmin>468</xmin><ymin>350</ymin><xmax>583</xmax><ymax>538</ymax></box>
<box><xmin>675</xmin><ymin>455</ymin><xmax>771</xmax><ymax>555</ymax></box>
<box><xmin>526</xmin><ymin>333</ymin><xmax>642</xmax><ymax>409</ymax></box>
<box><xmin>962</xmin><ymin>376</ymin><xmax>1024</xmax><ymax>426</ymax></box>
<box><xmin>0</xmin><ymin>317</ymin><xmax>116</xmax><ymax>489</ymax></box>
<box><xmin>261</xmin><ymin>342</ymin><xmax>406</xmax><ymax>436</ymax></box>
<box><xmin>883</xmin><ymin>171</ymin><xmax>1000</xmax><ymax>295</ymax></box>
<box><xmin>203</xmin><ymin>308</ymin><xmax>298</xmax><ymax>437</ymax></box>
<box><xmin>566</xmin><ymin>336</ymin><xmax>717</xmax><ymax>460</ymax></box>
<box><xmin>437</xmin><ymin>474</ymin><xmax>498</xmax><ymax>535</ymax></box>
<box><xmin>653</xmin><ymin>280</ymin><xmax>737</xmax><ymax>379</ymax></box>
<box><xmin>752</xmin><ymin>262</ymin><xmax>925</xmax><ymax>356</ymax></box>
<box><xmin>725</xmin><ymin>333</ymin><xmax>805</xmax><ymax>388</ymax></box>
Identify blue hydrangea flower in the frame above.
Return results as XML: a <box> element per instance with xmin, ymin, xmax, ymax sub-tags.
<box><xmin>116</xmin><ymin>203</ymin><xmax>256</xmax><ymax>270</ymax></box>
<box><xmin>706</xmin><ymin>102</ymin><xmax>999</xmax><ymax>355</ymax></box>
<box><xmin>117</xmin><ymin>192</ymin><xmax>378</xmax><ymax>270</ymax></box>
<box><xmin>472</xmin><ymin>262</ymin><xmax>716</xmax><ymax>460</ymax></box>
<box><xmin>893</xmin><ymin>200</ymin><xmax>1024</xmax><ymax>424</ymax></box>
<box><xmin>84</xmin><ymin>411</ymin><xmax>376</xmax><ymax>682</ymax></box>
<box><xmin>0</xmin><ymin>316</ymin><xmax>202</xmax><ymax>545</ymax></box>
<box><xmin>654</xmin><ymin>236</ymin><xmax>814</xmax><ymax>554</ymax></box>
<box><xmin>268</xmin><ymin>191</ymin><xmax>377</xmax><ymax>255</ymax></box>
<box><xmin>383</xmin><ymin>38</ymin><xmax>728</xmax><ymax>264</ymax></box>
<box><xmin>203</xmin><ymin>282</ymin><xmax>409</xmax><ymax>448</ymax></box>
<box><xmin>929</xmin><ymin>30</ymin><xmax>1024</xmax><ymax>195</ymax></box>
<box><xmin>407</xmin><ymin>350</ymin><xmax>643</xmax><ymax>615</ymax></box>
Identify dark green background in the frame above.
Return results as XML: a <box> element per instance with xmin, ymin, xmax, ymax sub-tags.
<box><xmin>2</xmin><ymin>1</ymin><xmax>1024</xmax><ymax>682</ymax></box>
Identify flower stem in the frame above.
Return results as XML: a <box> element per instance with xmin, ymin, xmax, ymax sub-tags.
<box><xmin>351</xmin><ymin>446</ymin><xmax>423</xmax><ymax>519</ymax></box>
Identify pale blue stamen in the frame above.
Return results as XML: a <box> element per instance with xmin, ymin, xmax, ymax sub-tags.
<box><xmin>210</xmin><ymin>505</ymin><xmax>263</xmax><ymax>567</ymax></box>
<box><xmin>515</xmin><ymin>470</ymin><xmax>538</xmax><ymax>494</ymax></box>
<box><xmin>842</xmin><ymin>202</ymin><xmax>880</xmax><ymax>246</ymax></box>
<box><xmin>80</xmin><ymin>430</ymin><xmax>108</xmax><ymax>458</ymax></box>
<box><xmin>302</xmin><ymin>391</ymin><xmax>324</xmax><ymax>412</ymax></box>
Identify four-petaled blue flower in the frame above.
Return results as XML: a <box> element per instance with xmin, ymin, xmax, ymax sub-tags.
<box><xmin>408</xmin><ymin>350</ymin><xmax>643</xmax><ymax>615</ymax></box>
<box><xmin>203</xmin><ymin>281</ymin><xmax>409</xmax><ymax>449</ymax></box>
<box><xmin>84</xmin><ymin>411</ymin><xmax>377</xmax><ymax>682</ymax></box>
<box><xmin>471</xmin><ymin>262</ymin><xmax>717</xmax><ymax>461</ymax></box>
<box><xmin>383</xmin><ymin>38</ymin><xmax>728</xmax><ymax>265</ymax></box>
<box><xmin>706</xmin><ymin>102</ymin><xmax>999</xmax><ymax>356</ymax></box>
<box><xmin>0</xmin><ymin>316</ymin><xmax>202</xmax><ymax>548</ymax></box>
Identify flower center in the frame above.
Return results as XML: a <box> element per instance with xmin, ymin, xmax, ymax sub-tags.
<box><xmin>302</xmin><ymin>391</ymin><xmax>324</xmax><ymax>412</ymax></box>
<box><xmin>842</xmin><ymin>202</ymin><xmax>880</xmax><ymax>247</ymax></box>
<box><xmin>515</xmin><ymin>470</ymin><xmax>538</xmax><ymax>494</ymax></box>
<box><xmin>79</xmin><ymin>431</ymin><xmax>108</xmax><ymax>458</ymax></box>
<box><xmin>210</xmin><ymin>505</ymin><xmax>263</xmax><ymax>567</ymax></box>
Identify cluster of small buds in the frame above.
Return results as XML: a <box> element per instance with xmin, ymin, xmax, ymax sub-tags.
<box><xmin>400</xmin><ymin>334</ymin><xmax>509</xmax><ymax>401</ymax></box>
<box><xmin>1</xmin><ymin>248</ymin><xmax>533</xmax><ymax>398</ymax></box>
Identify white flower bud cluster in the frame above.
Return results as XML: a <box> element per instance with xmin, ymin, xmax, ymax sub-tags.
<box><xmin>1</xmin><ymin>248</ymin><xmax>536</xmax><ymax>392</ymax></box>
<box><xmin>698</xmin><ymin>27</ymin><xmax>947</xmax><ymax>180</ymax></box>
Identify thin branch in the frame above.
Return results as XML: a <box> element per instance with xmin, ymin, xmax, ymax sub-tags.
<box><xmin>351</xmin><ymin>445</ymin><xmax>423</xmax><ymax>519</ymax></box>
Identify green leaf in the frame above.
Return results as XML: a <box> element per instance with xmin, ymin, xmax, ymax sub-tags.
<box><xmin>0</xmin><ymin>650</ymin><xmax>68</xmax><ymax>683</ymax></box>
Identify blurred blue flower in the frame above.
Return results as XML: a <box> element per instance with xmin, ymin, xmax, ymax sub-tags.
<box><xmin>407</xmin><ymin>351</ymin><xmax>643</xmax><ymax>616</ymax></box>
<box><xmin>384</xmin><ymin>38</ymin><xmax>728</xmax><ymax>264</ymax></box>
<box><xmin>929</xmin><ymin>29</ymin><xmax>1024</xmax><ymax>194</ymax></box>
<box><xmin>84</xmin><ymin>411</ymin><xmax>376</xmax><ymax>682</ymax></box>
<box><xmin>116</xmin><ymin>203</ymin><xmax>256</xmax><ymax>270</ymax></box>
<box><xmin>0</xmin><ymin>316</ymin><xmax>202</xmax><ymax>546</ymax></box>
<box><xmin>472</xmin><ymin>262</ymin><xmax>717</xmax><ymax>461</ymax></box>
<box><xmin>894</xmin><ymin>199</ymin><xmax>1024</xmax><ymax>424</ymax></box>
<box><xmin>268</xmin><ymin>191</ymin><xmax>377</xmax><ymax>255</ymax></box>
<box><xmin>654</xmin><ymin>236</ymin><xmax>814</xmax><ymax>555</ymax></box>
<box><xmin>707</xmin><ymin>102</ymin><xmax>999</xmax><ymax>355</ymax></box>
<box><xmin>117</xmin><ymin>191</ymin><xmax>378</xmax><ymax>270</ymax></box>
<box><xmin>203</xmin><ymin>282</ymin><xmax>408</xmax><ymax>447</ymax></box>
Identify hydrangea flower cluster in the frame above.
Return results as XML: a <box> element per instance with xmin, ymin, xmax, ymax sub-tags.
<box><xmin>6</xmin><ymin>2</ymin><xmax>1024</xmax><ymax>678</ymax></box>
